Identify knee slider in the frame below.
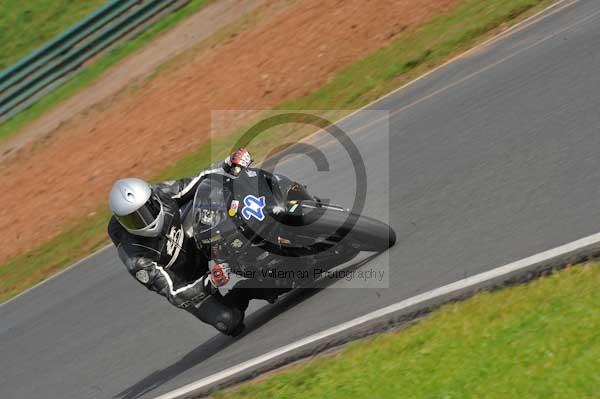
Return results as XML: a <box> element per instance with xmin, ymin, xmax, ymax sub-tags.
<box><xmin>215</xmin><ymin>307</ymin><xmax>243</xmax><ymax>334</ymax></box>
<box><xmin>192</xmin><ymin>295</ymin><xmax>244</xmax><ymax>334</ymax></box>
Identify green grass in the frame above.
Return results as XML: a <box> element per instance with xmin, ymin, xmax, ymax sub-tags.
<box><xmin>215</xmin><ymin>263</ymin><xmax>600</xmax><ymax>399</ymax></box>
<box><xmin>0</xmin><ymin>0</ymin><xmax>557</xmax><ymax>303</ymax></box>
<box><xmin>0</xmin><ymin>0</ymin><xmax>107</xmax><ymax>70</ymax></box>
<box><xmin>283</xmin><ymin>0</ymin><xmax>554</xmax><ymax>110</ymax></box>
<box><xmin>0</xmin><ymin>0</ymin><xmax>212</xmax><ymax>143</ymax></box>
<box><xmin>0</xmin><ymin>210</ymin><xmax>111</xmax><ymax>302</ymax></box>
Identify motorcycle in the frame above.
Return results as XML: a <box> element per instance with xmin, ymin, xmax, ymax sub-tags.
<box><xmin>181</xmin><ymin>167</ymin><xmax>396</xmax><ymax>289</ymax></box>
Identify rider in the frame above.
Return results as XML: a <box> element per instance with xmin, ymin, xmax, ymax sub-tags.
<box><xmin>107</xmin><ymin>148</ymin><xmax>256</xmax><ymax>336</ymax></box>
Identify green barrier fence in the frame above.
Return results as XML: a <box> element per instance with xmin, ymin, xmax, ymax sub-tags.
<box><xmin>0</xmin><ymin>0</ymin><xmax>188</xmax><ymax>123</ymax></box>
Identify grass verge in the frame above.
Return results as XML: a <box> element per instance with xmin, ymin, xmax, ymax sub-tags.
<box><xmin>0</xmin><ymin>210</ymin><xmax>111</xmax><ymax>302</ymax></box>
<box><xmin>0</xmin><ymin>0</ymin><xmax>107</xmax><ymax>70</ymax></box>
<box><xmin>0</xmin><ymin>0</ymin><xmax>556</xmax><ymax>303</ymax></box>
<box><xmin>214</xmin><ymin>263</ymin><xmax>600</xmax><ymax>399</ymax></box>
<box><xmin>0</xmin><ymin>0</ymin><xmax>212</xmax><ymax>143</ymax></box>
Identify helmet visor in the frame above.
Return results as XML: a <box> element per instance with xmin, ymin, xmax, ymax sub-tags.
<box><xmin>116</xmin><ymin>195</ymin><xmax>162</xmax><ymax>231</ymax></box>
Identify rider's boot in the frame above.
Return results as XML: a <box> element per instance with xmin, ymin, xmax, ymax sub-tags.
<box><xmin>187</xmin><ymin>295</ymin><xmax>245</xmax><ymax>336</ymax></box>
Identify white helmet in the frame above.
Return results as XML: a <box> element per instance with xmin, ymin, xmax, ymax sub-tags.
<box><xmin>109</xmin><ymin>178</ymin><xmax>165</xmax><ymax>237</ymax></box>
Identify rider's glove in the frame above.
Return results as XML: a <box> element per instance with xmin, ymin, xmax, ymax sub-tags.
<box><xmin>225</xmin><ymin>148</ymin><xmax>252</xmax><ymax>175</ymax></box>
<box><xmin>210</xmin><ymin>261</ymin><xmax>231</xmax><ymax>288</ymax></box>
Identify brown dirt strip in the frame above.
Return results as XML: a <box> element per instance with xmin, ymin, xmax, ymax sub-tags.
<box><xmin>0</xmin><ymin>0</ymin><xmax>456</xmax><ymax>263</ymax></box>
<box><xmin>0</xmin><ymin>0</ymin><xmax>269</xmax><ymax>161</ymax></box>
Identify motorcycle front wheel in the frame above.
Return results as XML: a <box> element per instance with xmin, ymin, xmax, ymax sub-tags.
<box><xmin>293</xmin><ymin>203</ymin><xmax>396</xmax><ymax>253</ymax></box>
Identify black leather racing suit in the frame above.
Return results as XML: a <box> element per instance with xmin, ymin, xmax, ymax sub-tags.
<box><xmin>108</xmin><ymin>164</ymin><xmax>247</xmax><ymax>335</ymax></box>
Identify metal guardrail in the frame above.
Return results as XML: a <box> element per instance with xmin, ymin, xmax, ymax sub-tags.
<box><xmin>0</xmin><ymin>0</ymin><xmax>187</xmax><ymax>123</ymax></box>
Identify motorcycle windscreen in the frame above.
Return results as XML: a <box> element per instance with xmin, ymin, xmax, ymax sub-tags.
<box><xmin>191</xmin><ymin>176</ymin><xmax>236</xmax><ymax>246</ymax></box>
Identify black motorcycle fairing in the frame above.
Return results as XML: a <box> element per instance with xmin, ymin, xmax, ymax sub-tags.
<box><xmin>189</xmin><ymin>167</ymin><xmax>395</xmax><ymax>286</ymax></box>
<box><xmin>192</xmin><ymin>170</ymin><xmax>345</xmax><ymax>256</ymax></box>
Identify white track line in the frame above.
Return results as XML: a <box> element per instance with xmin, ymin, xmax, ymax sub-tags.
<box><xmin>0</xmin><ymin>244</ymin><xmax>112</xmax><ymax>307</ymax></box>
<box><xmin>155</xmin><ymin>231</ymin><xmax>600</xmax><ymax>399</ymax></box>
<box><xmin>292</xmin><ymin>0</ymin><xmax>578</xmax><ymax>145</ymax></box>
<box><xmin>154</xmin><ymin>1</ymin><xmax>589</xmax><ymax>397</ymax></box>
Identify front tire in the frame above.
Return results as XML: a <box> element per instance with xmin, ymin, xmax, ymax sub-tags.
<box><xmin>296</xmin><ymin>205</ymin><xmax>396</xmax><ymax>252</ymax></box>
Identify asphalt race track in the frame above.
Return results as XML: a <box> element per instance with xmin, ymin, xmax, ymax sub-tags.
<box><xmin>2</xmin><ymin>1</ymin><xmax>600</xmax><ymax>398</ymax></box>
